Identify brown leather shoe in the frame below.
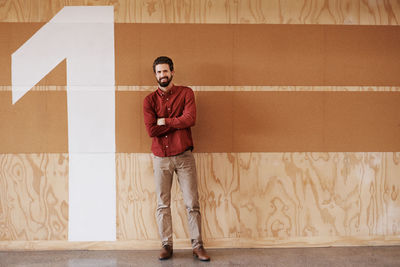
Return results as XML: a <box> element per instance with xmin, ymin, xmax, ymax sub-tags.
<box><xmin>159</xmin><ymin>245</ymin><xmax>173</xmax><ymax>260</ymax></box>
<box><xmin>193</xmin><ymin>246</ymin><xmax>210</xmax><ymax>261</ymax></box>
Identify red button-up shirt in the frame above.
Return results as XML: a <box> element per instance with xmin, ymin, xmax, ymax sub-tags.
<box><xmin>143</xmin><ymin>85</ymin><xmax>196</xmax><ymax>157</ymax></box>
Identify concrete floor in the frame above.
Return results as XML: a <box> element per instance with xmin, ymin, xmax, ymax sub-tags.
<box><xmin>1</xmin><ymin>246</ymin><xmax>400</xmax><ymax>267</ymax></box>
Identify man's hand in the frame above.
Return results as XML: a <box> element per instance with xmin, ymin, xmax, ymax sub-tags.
<box><xmin>157</xmin><ymin>118</ymin><xmax>166</xmax><ymax>126</ymax></box>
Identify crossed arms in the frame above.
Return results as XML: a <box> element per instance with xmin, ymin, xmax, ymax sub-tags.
<box><xmin>143</xmin><ymin>89</ymin><xmax>196</xmax><ymax>138</ymax></box>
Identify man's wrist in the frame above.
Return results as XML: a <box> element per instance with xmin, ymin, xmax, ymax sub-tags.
<box><xmin>157</xmin><ymin>118</ymin><xmax>166</xmax><ymax>126</ymax></box>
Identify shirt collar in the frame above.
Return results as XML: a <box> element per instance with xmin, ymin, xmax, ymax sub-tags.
<box><xmin>157</xmin><ymin>85</ymin><xmax>175</xmax><ymax>97</ymax></box>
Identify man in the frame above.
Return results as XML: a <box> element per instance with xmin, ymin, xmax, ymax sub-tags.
<box><xmin>143</xmin><ymin>56</ymin><xmax>210</xmax><ymax>261</ymax></box>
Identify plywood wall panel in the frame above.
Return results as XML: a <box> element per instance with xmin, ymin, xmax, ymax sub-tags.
<box><xmin>118</xmin><ymin>23</ymin><xmax>400</xmax><ymax>86</ymax></box>
<box><xmin>1</xmin><ymin>152</ymin><xmax>400</xmax><ymax>248</ymax></box>
<box><xmin>239</xmin><ymin>152</ymin><xmax>400</xmax><ymax>242</ymax></box>
<box><xmin>116</xmin><ymin>153</ymin><xmax>241</xmax><ymax>242</ymax></box>
<box><xmin>231</xmin><ymin>92</ymin><xmax>325</xmax><ymax>152</ymax></box>
<box><xmin>344</xmin><ymin>153</ymin><xmax>385</xmax><ymax>236</ymax></box>
<box><xmin>193</xmin><ymin>92</ymin><xmax>234</xmax><ymax>153</ymax></box>
<box><xmin>0</xmin><ymin>154</ymin><xmax>68</xmax><ymax>241</ymax></box>
<box><xmin>2</xmin><ymin>0</ymin><xmax>400</xmax><ymax>25</ymax></box>
<box><xmin>383</xmin><ymin>152</ymin><xmax>400</xmax><ymax>236</ymax></box>
<box><xmin>59</xmin><ymin>0</ymin><xmax>237</xmax><ymax>24</ymax></box>
<box><xmin>0</xmin><ymin>0</ymin><xmax>40</xmax><ymax>22</ymax></box>
<box><xmin>116</xmin><ymin>153</ymin><xmax>158</xmax><ymax>240</ymax></box>
<box><xmin>196</xmin><ymin>153</ymin><xmax>240</xmax><ymax>239</ymax></box>
<box><xmin>0</xmin><ymin>91</ymin><xmax>68</xmax><ymax>153</ymax></box>
<box><xmin>237</xmin><ymin>0</ymin><xmax>360</xmax><ymax>25</ymax></box>
<box><xmin>2</xmin><ymin>90</ymin><xmax>400</xmax><ymax>153</ymax></box>
<box><xmin>360</xmin><ymin>0</ymin><xmax>400</xmax><ymax>25</ymax></box>
<box><xmin>125</xmin><ymin>0</ymin><xmax>237</xmax><ymax>24</ymax></box>
<box><xmin>1</xmin><ymin>0</ymin><xmax>400</xmax><ymax>250</ymax></box>
<box><xmin>116</xmin><ymin>91</ymin><xmax>145</xmax><ymax>153</ymax></box>
<box><xmin>3</xmin><ymin>23</ymin><xmax>400</xmax><ymax>86</ymax></box>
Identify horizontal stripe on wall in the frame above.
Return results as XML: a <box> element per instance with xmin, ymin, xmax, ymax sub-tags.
<box><xmin>2</xmin><ymin>85</ymin><xmax>400</xmax><ymax>92</ymax></box>
<box><xmin>0</xmin><ymin>87</ymin><xmax>400</xmax><ymax>92</ymax></box>
<box><xmin>1</xmin><ymin>91</ymin><xmax>399</xmax><ymax>153</ymax></box>
<box><xmin>119</xmin><ymin>86</ymin><xmax>400</xmax><ymax>92</ymax></box>
<box><xmin>1</xmin><ymin>23</ymin><xmax>400</xmax><ymax>86</ymax></box>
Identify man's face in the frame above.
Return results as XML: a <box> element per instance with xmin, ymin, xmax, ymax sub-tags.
<box><xmin>155</xmin><ymin>63</ymin><xmax>174</xmax><ymax>88</ymax></box>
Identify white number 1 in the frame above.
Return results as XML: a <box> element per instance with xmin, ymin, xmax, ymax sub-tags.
<box><xmin>12</xmin><ymin>6</ymin><xmax>116</xmax><ymax>241</ymax></box>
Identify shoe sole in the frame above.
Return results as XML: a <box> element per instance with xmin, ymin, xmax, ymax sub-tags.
<box><xmin>193</xmin><ymin>253</ymin><xmax>210</xmax><ymax>261</ymax></box>
<box><xmin>159</xmin><ymin>252</ymin><xmax>173</xmax><ymax>260</ymax></box>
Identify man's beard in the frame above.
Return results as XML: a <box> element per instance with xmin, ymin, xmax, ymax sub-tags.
<box><xmin>157</xmin><ymin>75</ymin><xmax>173</xmax><ymax>87</ymax></box>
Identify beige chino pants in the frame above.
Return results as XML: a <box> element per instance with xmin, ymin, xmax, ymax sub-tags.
<box><xmin>152</xmin><ymin>150</ymin><xmax>203</xmax><ymax>249</ymax></box>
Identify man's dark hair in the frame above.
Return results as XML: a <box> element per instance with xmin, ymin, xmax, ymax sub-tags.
<box><xmin>153</xmin><ymin>56</ymin><xmax>174</xmax><ymax>73</ymax></box>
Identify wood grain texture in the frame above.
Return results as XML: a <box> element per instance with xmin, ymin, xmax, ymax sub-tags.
<box><xmin>239</xmin><ymin>152</ymin><xmax>400</xmax><ymax>242</ymax></box>
<box><xmin>360</xmin><ymin>0</ymin><xmax>400</xmax><ymax>25</ymax></box>
<box><xmin>116</xmin><ymin>153</ymin><xmax>158</xmax><ymax>241</ymax></box>
<box><xmin>1</xmin><ymin>0</ymin><xmax>400</xmax><ymax>250</ymax></box>
<box><xmin>0</xmin><ymin>0</ymin><xmax>40</xmax><ymax>22</ymax></box>
<box><xmin>116</xmin><ymin>152</ymin><xmax>400</xmax><ymax>245</ymax></box>
<box><xmin>1</xmin><ymin>152</ymin><xmax>400</xmax><ymax>248</ymax></box>
<box><xmin>113</xmin><ymin>0</ymin><xmax>237</xmax><ymax>24</ymax></box>
<box><xmin>384</xmin><ymin>152</ymin><xmax>400</xmax><ymax>236</ymax></box>
<box><xmin>116</xmin><ymin>153</ymin><xmax>240</xmax><ymax>242</ymax></box>
<box><xmin>237</xmin><ymin>0</ymin><xmax>360</xmax><ymax>24</ymax></box>
<box><xmin>196</xmin><ymin>153</ymin><xmax>240</xmax><ymax>239</ymax></box>
<box><xmin>0</xmin><ymin>0</ymin><xmax>399</xmax><ymax>25</ymax></box>
<box><xmin>0</xmin><ymin>154</ymin><xmax>68</xmax><ymax>241</ymax></box>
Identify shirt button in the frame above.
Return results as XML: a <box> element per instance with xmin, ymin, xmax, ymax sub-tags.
<box><xmin>166</xmin><ymin>145</ymin><xmax>168</xmax><ymax>148</ymax></box>
<box><xmin>166</xmin><ymin>98</ymin><xmax>169</xmax><ymax>100</ymax></box>
<box><xmin>168</xmin><ymin>108</ymin><xmax>171</xmax><ymax>110</ymax></box>
<box><xmin>165</xmin><ymin>136</ymin><xmax>167</xmax><ymax>138</ymax></box>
